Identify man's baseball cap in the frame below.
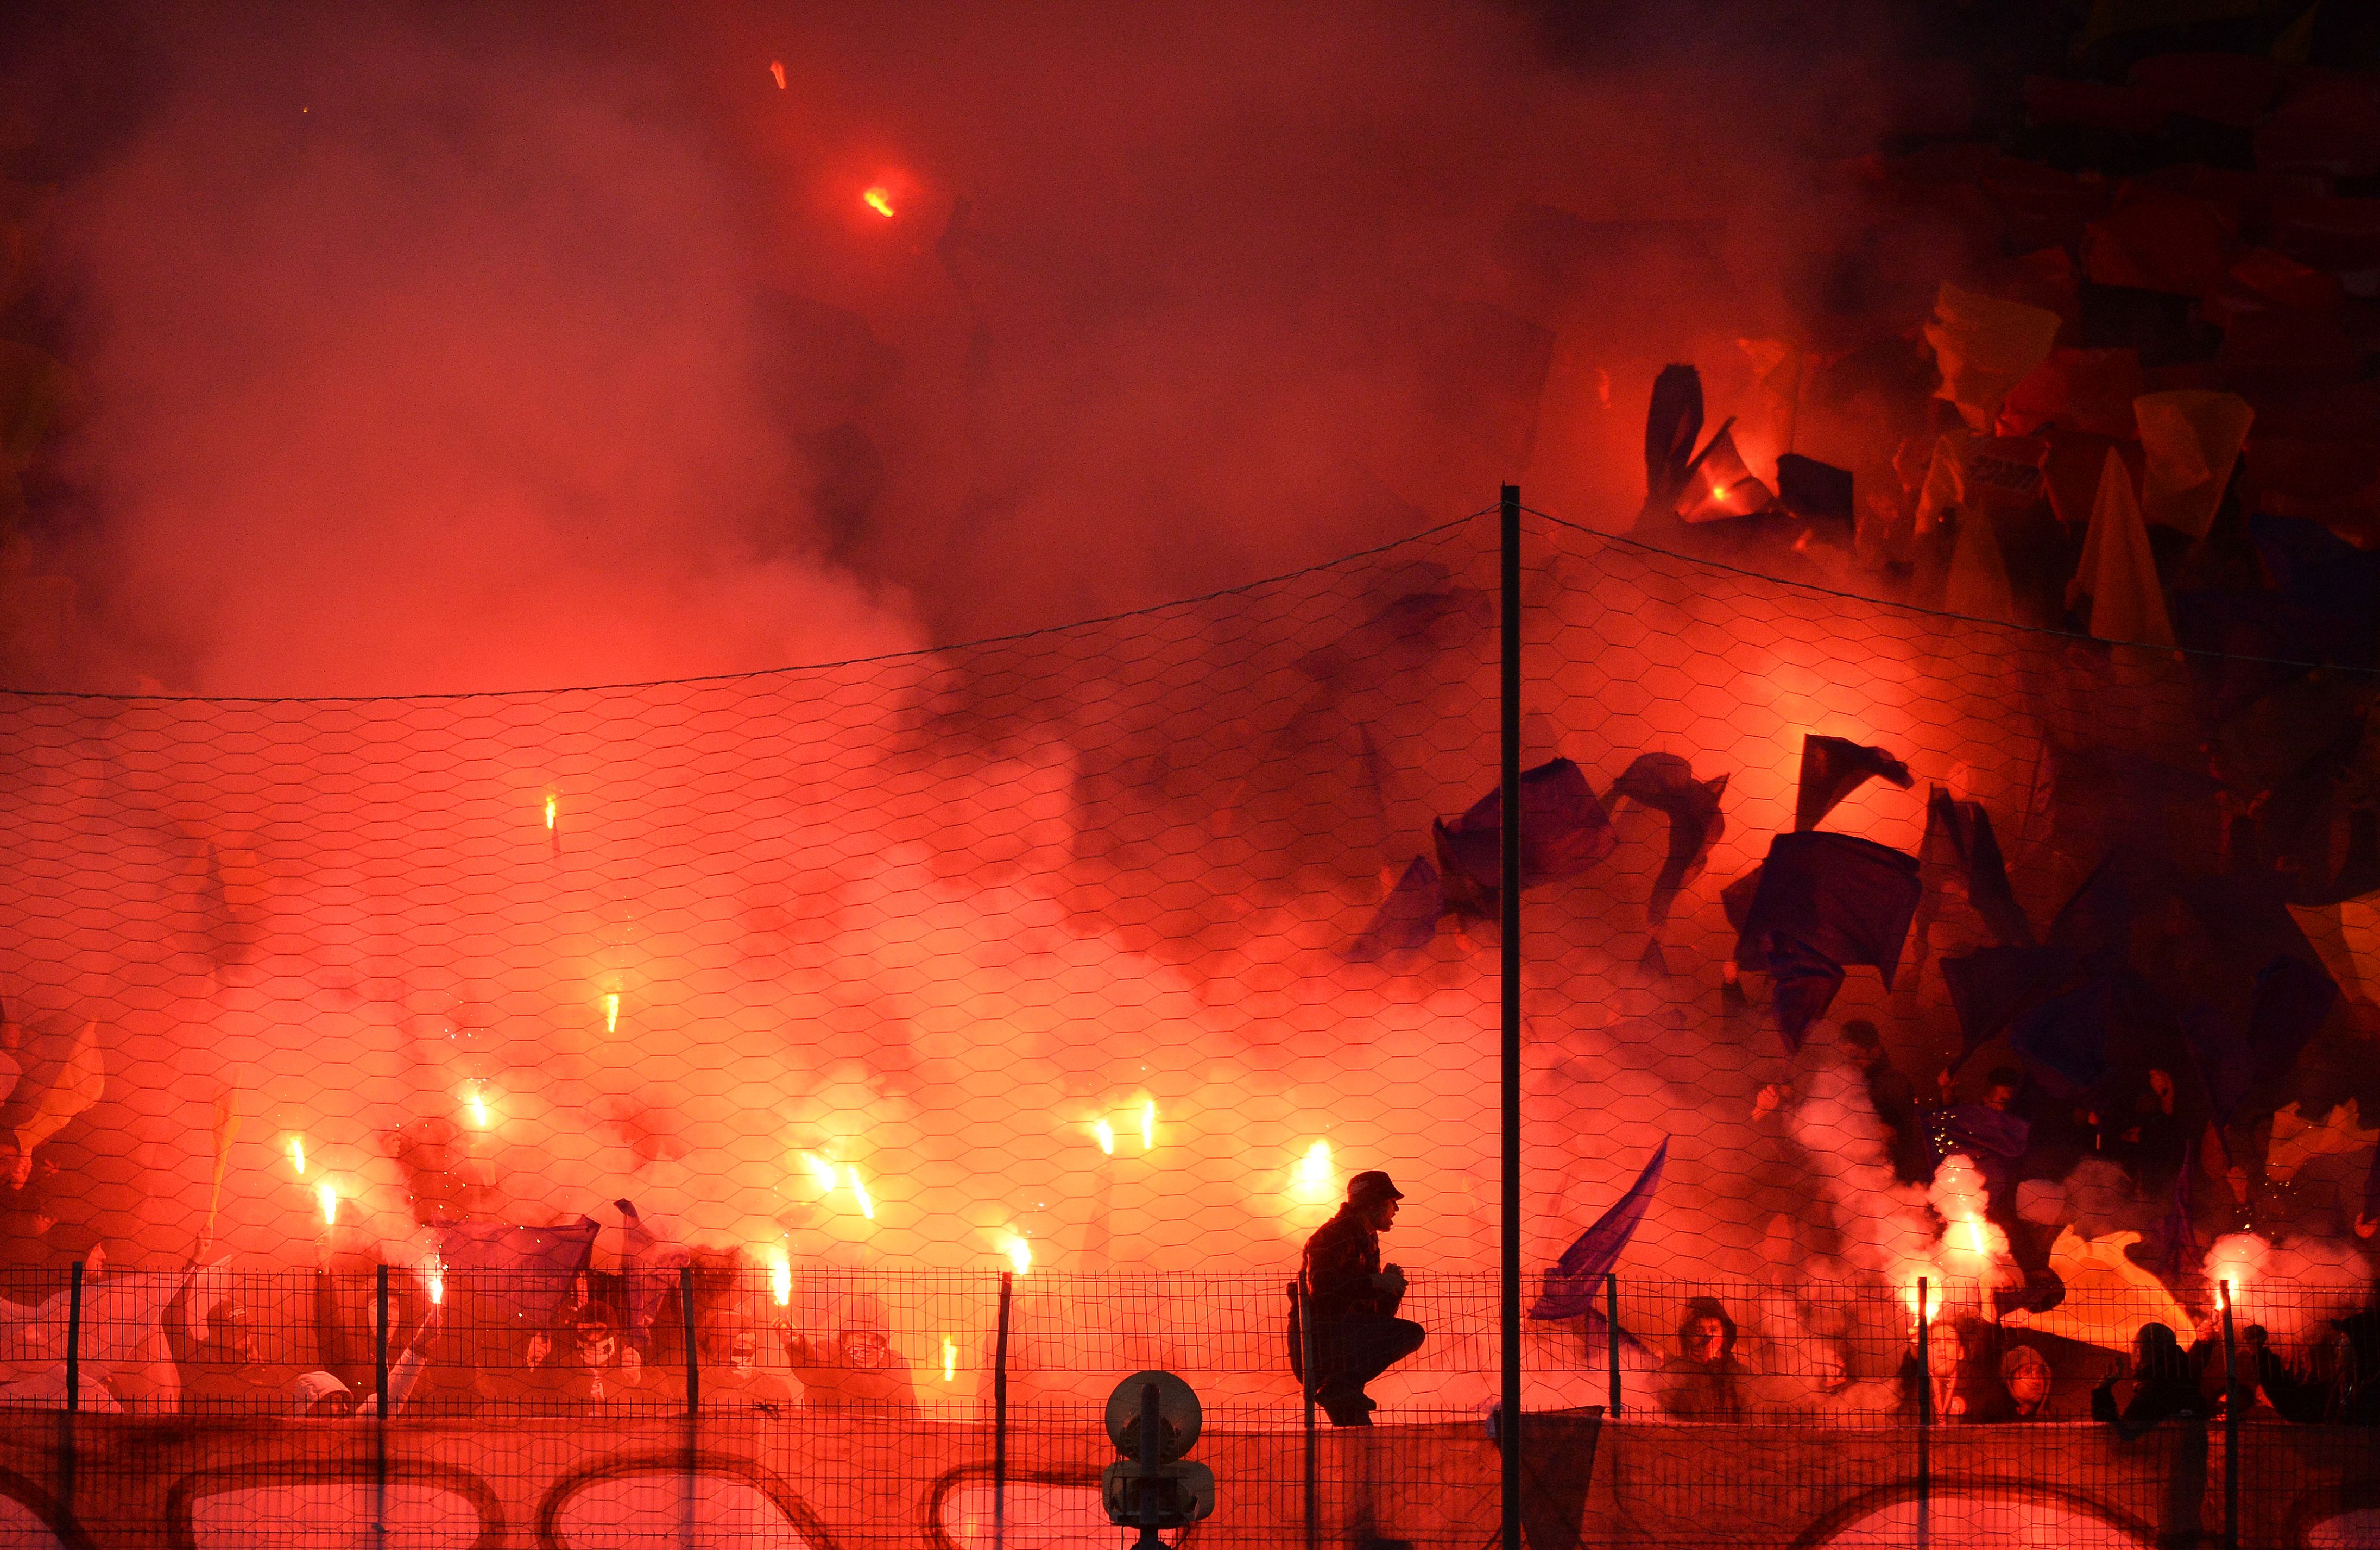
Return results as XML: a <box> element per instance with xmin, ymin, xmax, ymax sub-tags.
<box><xmin>1347</xmin><ymin>1170</ymin><xmax>1404</xmax><ymax>1205</ymax></box>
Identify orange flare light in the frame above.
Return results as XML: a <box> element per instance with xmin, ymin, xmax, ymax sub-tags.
<box><xmin>1094</xmin><ymin>1118</ymin><xmax>1115</xmax><ymax>1156</ymax></box>
<box><xmin>768</xmin><ymin>60</ymin><xmax>786</xmax><ymax>91</ymax></box>
<box><xmin>466</xmin><ymin>1085</ymin><xmax>489</xmax><ymax>1129</ymax></box>
<box><xmin>1291</xmin><ymin>1140</ymin><xmax>1336</xmax><ymax>1204</ymax></box>
<box><xmin>544</xmin><ymin>794</ymin><xmax>557</xmax><ymax>830</ymax></box>
<box><xmin>318</xmin><ymin>1183</ymin><xmax>338</xmax><ymax>1226</ymax></box>
<box><xmin>768</xmin><ymin>1248</ymin><xmax>792</xmax><ymax>1307</ymax></box>
<box><xmin>603</xmin><ymin>993</ymin><xmax>621</xmax><ymax>1034</ymax></box>
<box><xmin>801</xmin><ymin>1152</ymin><xmax>838</xmax><ymax>1193</ymax></box>
<box><xmin>288</xmin><ymin>1136</ymin><xmax>306</xmax><ymax>1176</ymax></box>
<box><xmin>1140</xmin><ymin>1100</ymin><xmax>1157</xmax><ymax>1152</ymax></box>
<box><xmin>862</xmin><ymin>186</ymin><xmax>897</xmax><ymax>218</ymax></box>
<box><xmin>1003</xmin><ymin>1234</ymin><xmax>1032</xmax><ymax>1275</ymax></box>
<box><xmin>426</xmin><ymin>1256</ymin><xmax>445</xmax><ymax>1305</ymax></box>
<box><xmin>943</xmin><ymin>1337</ymin><xmax>957</xmax><ymax>1382</ymax></box>
<box><xmin>847</xmin><ymin>1166</ymin><xmax>875</xmax><ymax>1221</ymax></box>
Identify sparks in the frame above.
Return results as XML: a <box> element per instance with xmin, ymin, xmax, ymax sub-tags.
<box><xmin>318</xmin><ymin>1183</ymin><xmax>338</xmax><ymax>1226</ymax></box>
<box><xmin>768</xmin><ymin>60</ymin><xmax>786</xmax><ymax>91</ymax></box>
<box><xmin>1003</xmin><ymin>1233</ymin><xmax>1032</xmax><ymax>1275</ymax></box>
<box><xmin>1140</xmin><ymin>1100</ymin><xmax>1157</xmax><ymax>1152</ymax></box>
<box><xmin>943</xmin><ymin>1336</ymin><xmax>957</xmax><ymax>1382</ymax></box>
<box><xmin>1094</xmin><ymin>1118</ymin><xmax>1115</xmax><ymax>1156</ymax></box>
<box><xmin>604</xmin><ymin>992</ymin><xmax>621</xmax><ymax>1034</ymax></box>
<box><xmin>768</xmin><ymin>1248</ymin><xmax>792</xmax><ymax>1307</ymax></box>
<box><xmin>862</xmin><ymin>185</ymin><xmax>897</xmax><ymax>218</ymax></box>
<box><xmin>847</xmin><ymin>1166</ymin><xmax>875</xmax><ymax>1221</ymax></box>
<box><xmin>288</xmin><ymin>1136</ymin><xmax>306</xmax><ymax>1176</ymax></box>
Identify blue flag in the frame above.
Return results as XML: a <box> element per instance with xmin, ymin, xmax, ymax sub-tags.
<box><xmin>1606</xmin><ymin>753</ymin><xmax>1729</xmax><ymax>927</ymax></box>
<box><xmin>1433</xmin><ymin>758</ymin><xmax>1615</xmax><ymax>916</ymax></box>
<box><xmin>1739</xmin><ymin>831</ymin><xmax>1922</xmax><ymax>1047</ymax></box>
<box><xmin>616</xmin><ymin>1199</ymin><xmax>691</xmax><ymax>1357</ymax></box>
<box><xmin>437</xmin><ymin>1216</ymin><xmax>599</xmax><ymax>1332</ymax></box>
<box><xmin>1794</xmin><ymin>735</ymin><xmax>1913</xmax><ymax>833</ymax></box>
<box><xmin>1530</xmin><ymin>1139</ymin><xmax>1668</xmax><ymax>1320</ymax></box>
<box><xmin>1349</xmin><ymin>855</ymin><xmax>1446</xmax><ymax>963</ymax></box>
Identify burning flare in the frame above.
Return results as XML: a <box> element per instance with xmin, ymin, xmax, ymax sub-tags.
<box><xmin>943</xmin><ymin>1337</ymin><xmax>957</xmax><ymax>1382</ymax></box>
<box><xmin>1002</xmin><ymin>1233</ymin><xmax>1032</xmax><ymax>1275</ymax></box>
<box><xmin>317</xmin><ymin>1183</ymin><xmax>338</xmax><ymax>1226</ymax></box>
<box><xmin>1291</xmin><ymin>1139</ymin><xmax>1336</xmax><ymax>1204</ymax></box>
<box><xmin>603</xmin><ymin>992</ymin><xmax>621</xmax><ymax>1035</ymax></box>
<box><xmin>862</xmin><ymin>185</ymin><xmax>897</xmax><ymax>219</ymax></box>
<box><xmin>288</xmin><ymin>1135</ymin><xmax>306</xmax><ymax>1176</ymax></box>
<box><xmin>544</xmin><ymin>794</ymin><xmax>557</xmax><ymax>831</ymax></box>
<box><xmin>1094</xmin><ymin>1118</ymin><xmax>1116</xmax><ymax>1156</ymax></box>
<box><xmin>1141</xmin><ymin>1100</ymin><xmax>1157</xmax><ymax>1152</ymax></box>
<box><xmin>425</xmin><ymin>1255</ymin><xmax>444</xmax><ymax>1306</ymax></box>
<box><xmin>800</xmin><ymin>1152</ymin><xmax>838</xmax><ymax>1193</ymax></box>
<box><xmin>465</xmin><ymin>1085</ymin><xmax>489</xmax><ymax>1129</ymax></box>
<box><xmin>768</xmin><ymin>60</ymin><xmax>786</xmax><ymax>91</ymax></box>
<box><xmin>768</xmin><ymin>1248</ymin><xmax>792</xmax><ymax>1307</ymax></box>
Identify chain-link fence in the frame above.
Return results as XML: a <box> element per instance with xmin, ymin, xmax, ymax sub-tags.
<box><xmin>0</xmin><ymin>502</ymin><xmax>2375</xmax><ymax>1545</ymax></box>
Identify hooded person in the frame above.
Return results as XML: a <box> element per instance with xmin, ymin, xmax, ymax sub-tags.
<box><xmin>1298</xmin><ymin>1170</ymin><xmax>1425</xmax><ymax>1427</ymax></box>
<box><xmin>2000</xmin><ymin>1344</ymin><xmax>2056</xmax><ymax>1420</ymax></box>
<box><xmin>1657</xmin><ymin>1296</ymin><xmax>1755</xmax><ymax>1418</ymax></box>
<box><xmin>784</xmin><ymin>1295</ymin><xmax>918</xmax><ymax>1414</ymax></box>
<box><xmin>2092</xmin><ymin>1321</ymin><xmax>2210</xmax><ymax>1439</ymax></box>
<box><xmin>290</xmin><ymin>1310</ymin><xmax>437</xmax><ymax>1419</ymax></box>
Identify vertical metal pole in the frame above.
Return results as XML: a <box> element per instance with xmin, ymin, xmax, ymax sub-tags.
<box><xmin>2221</xmin><ymin>1282</ymin><xmax>2239</xmax><ymax>1550</ymax></box>
<box><xmin>64</xmin><ymin>1260</ymin><xmax>82</xmax><ymax>1414</ymax></box>
<box><xmin>680</xmin><ymin>1263</ymin><xmax>700</xmax><ymax>1416</ymax></box>
<box><xmin>1916</xmin><ymin>1279</ymin><xmax>1930</xmax><ymax>1550</ymax></box>
<box><xmin>1605</xmin><ymin>1272</ymin><xmax>1621</xmax><ymax>1416</ymax></box>
<box><xmin>995</xmin><ymin>1269</ymin><xmax>1014</xmax><ymax>1550</ymax></box>
<box><xmin>1499</xmin><ymin>484</ymin><xmax>1523</xmax><ymax>1550</ymax></box>
<box><xmin>1301</xmin><ymin>1276</ymin><xmax>1319</xmax><ymax>1550</ymax></box>
<box><xmin>374</xmin><ymin>1262</ymin><xmax>389</xmax><ymax>1548</ymax></box>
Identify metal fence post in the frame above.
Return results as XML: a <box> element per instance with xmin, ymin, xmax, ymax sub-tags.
<box><xmin>1300</xmin><ymin>1275</ymin><xmax>1319</xmax><ymax>1550</ymax></box>
<box><xmin>1605</xmin><ymin>1272</ymin><xmax>1621</xmax><ymax>1416</ymax></box>
<box><xmin>2221</xmin><ymin>1282</ymin><xmax>2239</xmax><ymax>1550</ymax></box>
<box><xmin>64</xmin><ymin>1260</ymin><xmax>82</xmax><ymax>1415</ymax></box>
<box><xmin>1499</xmin><ymin>480</ymin><xmax>1524</xmax><ymax>1550</ymax></box>
<box><xmin>994</xmin><ymin>1269</ymin><xmax>1014</xmax><ymax>1550</ymax></box>
<box><xmin>680</xmin><ymin>1263</ymin><xmax>700</xmax><ymax>1416</ymax></box>
<box><xmin>374</xmin><ymin>1263</ymin><xmax>389</xmax><ymax>1547</ymax></box>
<box><xmin>1916</xmin><ymin>1279</ymin><xmax>1930</xmax><ymax>1550</ymax></box>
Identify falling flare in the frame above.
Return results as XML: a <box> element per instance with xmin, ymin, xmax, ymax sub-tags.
<box><xmin>1291</xmin><ymin>1139</ymin><xmax>1335</xmax><ymax>1204</ymax></box>
<box><xmin>604</xmin><ymin>993</ymin><xmax>621</xmax><ymax>1035</ymax></box>
<box><xmin>1003</xmin><ymin>1234</ymin><xmax>1032</xmax><ymax>1275</ymax></box>
<box><xmin>318</xmin><ymin>1184</ymin><xmax>338</xmax><ymax>1226</ymax></box>
<box><xmin>1140</xmin><ymin>1100</ymin><xmax>1157</xmax><ymax>1152</ymax></box>
<box><xmin>768</xmin><ymin>1248</ymin><xmax>792</xmax><ymax>1307</ymax></box>
<box><xmin>1094</xmin><ymin>1118</ymin><xmax>1115</xmax><ymax>1156</ymax></box>
<box><xmin>768</xmin><ymin>60</ymin><xmax>786</xmax><ymax>90</ymax></box>
<box><xmin>847</xmin><ymin>1166</ymin><xmax>875</xmax><ymax>1222</ymax></box>
<box><xmin>288</xmin><ymin>1136</ymin><xmax>306</xmax><ymax>1176</ymax></box>
<box><xmin>863</xmin><ymin>186</ymin><xmax>897</xmax><ymax>218</ymax></box>
<box><xmin>943</xmin><ymin>1337</ymin><xmax>957</xmax><ymax>1382</ymax></box>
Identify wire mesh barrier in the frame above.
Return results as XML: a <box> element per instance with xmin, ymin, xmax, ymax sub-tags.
<box><xmin>0</xmin><ymin>503</ymin><xmax>2375</xmax><ymax>1545</ymax></box>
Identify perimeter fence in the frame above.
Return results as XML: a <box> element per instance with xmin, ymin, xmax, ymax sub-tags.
<box><xmin>0</xmin><ymin>502</ymin><xmax>2375</xmax><ymax>1546</ymax></box>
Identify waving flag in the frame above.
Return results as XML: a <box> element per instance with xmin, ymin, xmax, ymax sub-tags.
<box><xmin>1433</xmin><ymin>758</ymin><xmax>1616</xmax><ymax>917</ymax></box>
<box><xmin>1531</xmin><ymin>1140</ymin><xmax>1668</xmax><ymax>1320</ymax></box>
<box><xmin>437</xmin><ymin>1216</ymin><xmax>599</xmax><ymax>1332</ymax></box>
<box><xmin>1606</xmin><ymin>754</ymin><xmax>1729</xmax><ymax>927</ymax></box>
<box><xmin>1794</xmin><ymin>736</ymin><xmax>1914</xmax><ymax>832</ymax></box>
<box><xmin>1349</xmin><ymin>856</ymin><xmax>1447</xmax><ymax>963</ymax></box>
<box><xmin>616</xmin><ymin>1198</ymin><xmax>691</xmax><ymax>1357</ymax></box>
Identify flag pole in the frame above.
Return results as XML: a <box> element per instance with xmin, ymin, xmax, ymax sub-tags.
<box><xmin>1499</xmin><ymin>484</ymin><xmax>1523</xmax><ymax>1550</ymax></box>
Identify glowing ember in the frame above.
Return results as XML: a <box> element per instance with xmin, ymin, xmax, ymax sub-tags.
<box><xmin>768</xmin><ymin>1248</ymin><xmax>792</xmax><ymax>1307</ymax></box>
<box><xmin>288</xmin><ymin>1135</ymin><xmax>306</xmax><ymax>1176</ymax></box>
<box><xmin>1140</xmin><ymin>1100</ymin><xmax>1156</xmax><ymax>1152</ymax></box>
<box><xmin>943</xmin><ymin>1336</ymin><xmax>957</xmax><ymax>1382</ymax></box>
<box><xmin>768</xmin><ymin>60</ymin><xmax>786</xmax><ymax>91</ymax></box>
<box><xmin>862</xmin><ymin>186</ymin><xmax>896</xmax><ymax>218</ymax></box>
<box><xmin>1002</xmin><ymin>1233</ymin><xmax>1032</xmax><ymax>1275</ymax></box>
<box><xmin>846</xmin><ymin>1166</ymin><xmax>875</xmax><ymax>1221</ymax></box>
<box><xmin>318</xmin><ymin>1183</ymin><xmax>338</xmax><ymax>1226</ymax></box>
<box><xmin>1094</xmin><ymin>1118</ymin><xmax>1115</xmax><ymax>1156</ymax></box>
<box><xmin>1291</xmin><ymin>1138</ymin><xmax>1336</xmax><ymax>1204</ymax></box>
<box><xmin>603</xmin><ymin>992</ymin><xmax>621</xmax><ymax>1034</ymax></box>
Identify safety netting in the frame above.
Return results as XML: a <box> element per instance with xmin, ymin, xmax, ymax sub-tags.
<box><xmin>0</xmin><ymin>504</ymin><xmax>2374</xmax><ymax>1547</ymax></box>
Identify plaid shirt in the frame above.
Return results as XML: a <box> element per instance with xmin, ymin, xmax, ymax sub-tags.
<box><xmin>1302</xmin><ymin>1207</ymin><xmax>1387</xmax><ymax>1321</ymax></box>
